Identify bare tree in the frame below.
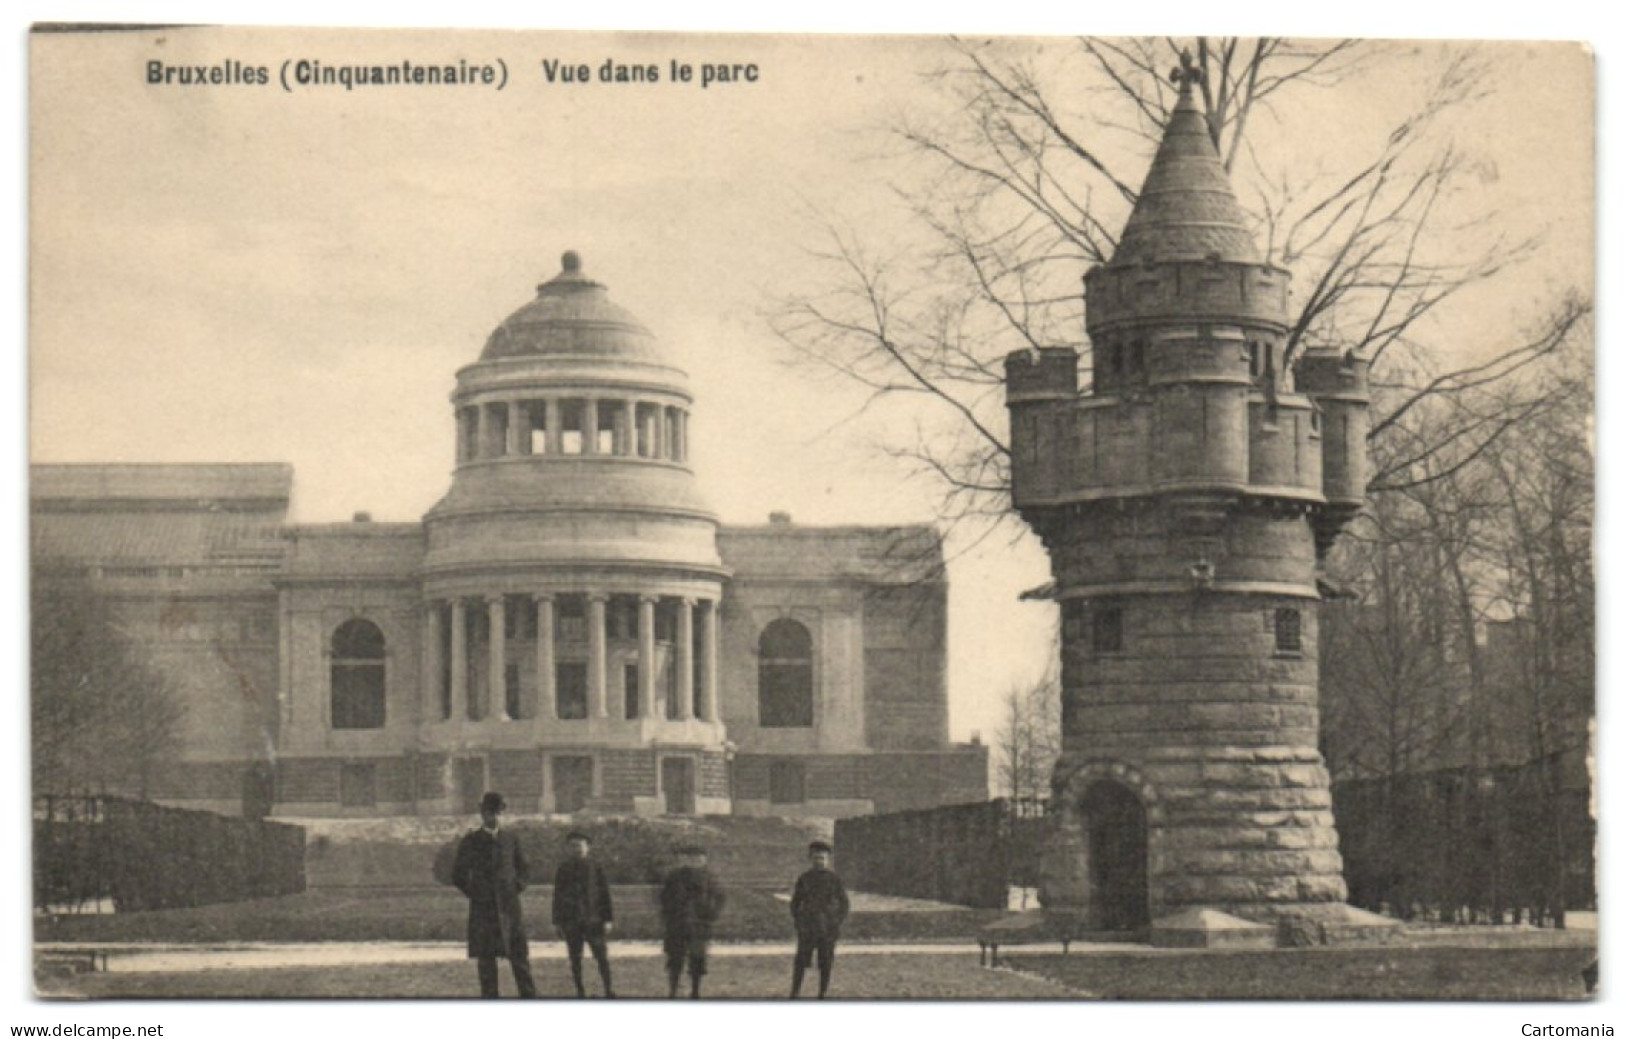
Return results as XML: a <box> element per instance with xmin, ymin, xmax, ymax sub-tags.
<box><xmin>32</xmin><ymin>562</ymin><xmax>187</xmax><ymax>799</ymax></box>
<box><xmin>992</xmin><ymin>674</ymin><xmax>1061</xmax><ymax>802</ymax></box>
<box><xmin>771</xmin><ymin>37</ymin><xmax>1587</xmax><ymax>527</ymax></box>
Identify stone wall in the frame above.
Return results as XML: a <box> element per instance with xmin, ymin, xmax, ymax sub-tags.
<box><xmin>835</xmin><ymin>799</ymin><xmax>1012</xmax><ymax>908</ymax></box>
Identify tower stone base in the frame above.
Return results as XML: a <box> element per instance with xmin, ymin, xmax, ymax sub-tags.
<box><xmin>1040</xmin><ymin>748</ymin><xmax>1352</xmax><ymax>929</ymax></box>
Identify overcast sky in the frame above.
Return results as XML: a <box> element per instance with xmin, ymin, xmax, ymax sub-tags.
<box><xmin>29</xmin><ymin>30</ymin><xmax>1592</xmax><ymax>752</ymax></box>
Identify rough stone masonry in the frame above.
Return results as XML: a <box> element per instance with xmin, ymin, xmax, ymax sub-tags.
<box><xmin>1004</xmin><ymin>54</ymin><xmax>1373</xmax><ymax>930</ymax></box>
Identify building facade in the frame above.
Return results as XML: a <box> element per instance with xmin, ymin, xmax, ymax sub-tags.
<box><xmin>1004</xmin><ymin>61</ymin><xmax>1371</xmax><ymax>927</ymax></box>
<box><xmin>32</xmin><ymin>252</ymin><xmax>986</xmax><ymax>819</ymax></box>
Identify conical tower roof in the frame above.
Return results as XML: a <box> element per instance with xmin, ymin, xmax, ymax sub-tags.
<box><xmin>1111</xmin><ymin>59</ymin><xmax>1260</xmax><ymax>266</ymax></box>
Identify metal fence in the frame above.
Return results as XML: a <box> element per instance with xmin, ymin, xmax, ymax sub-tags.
<box><xmin>1334</xmin><ymin>764</ymin><xmax>1594</xmax><ymax>925</ymax></box>
<box><xmin>34</xmin><ymin>794</ymin><xmax>306</xmax><ymax>914</ymax></box>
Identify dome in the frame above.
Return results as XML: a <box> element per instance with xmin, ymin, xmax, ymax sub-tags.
<box><xmin>480</xmin><ymin>251</ymin><xmax>666</xmax><ymax>363</ymax></box>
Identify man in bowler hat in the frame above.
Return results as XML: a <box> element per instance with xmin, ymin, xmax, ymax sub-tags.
<box><xmin>552</xmin><ymin>830</ymin><xmax>615</xmax><ymax>998</ymax></box>
<box><xmin>452</xmin><ymin>791</ymin><xmax>537</xmax><ymax>998</ymax></box>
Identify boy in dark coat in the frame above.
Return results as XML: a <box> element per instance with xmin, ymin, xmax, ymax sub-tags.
<box><xmin>789</xmin><ymin>840</ymin><xmax>850</xmax><ymax>998</ymax></box>
<box><xmin>551</xmin><ymin>830</ymin><xmax>615</xmax><ymax>998</ymax></box>
<box><xmin>659</xmin><ymin>844</ymin><xmax>726</xmax><ymax>999</ymax></box>
<box><xmin>451</xmin><ymin>792</ymin><xmax>537</xmax><ymax>998</ymax></box>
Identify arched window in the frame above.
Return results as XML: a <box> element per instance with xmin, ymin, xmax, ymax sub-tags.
<box><xmin>331</xmin><ymin>618</ymin><xmax>386</xmax><ymax>730</ymax></box>
<box><xmin>758</xmin><ymin>619</ymin><xmax>813</xmax><ymax>728</ymax></box>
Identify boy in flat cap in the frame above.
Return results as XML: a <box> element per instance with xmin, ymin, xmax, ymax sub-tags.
<box><xmin>658</xmin><ymin>844</ymin><xmax>726</xmax><ymax>998</ymax></box>
<box><xmin>552</xmin><ymin>830</ymin><xmax>615</xmax><ymax>998</ymax></box>
<box><xmin>451</xmin><ymin>792</ymin><xmax>536</xmax><ymax>998</ymax></box>
<box><xmin>789</xmin><ymin>840</ymin><xmax>849</xmax><ymax>999</ymax></box>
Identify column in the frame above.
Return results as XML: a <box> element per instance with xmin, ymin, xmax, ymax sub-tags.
<box><xmin>651</xmin><ymin>404</ymin><xmax>664</xmax><ymax>460</ymax></box>
<box><xmin>488</xmin><ymin>595</ymin><xmax>507</xmax><ymax>720</ymax></box>
<box><xmin>673</xmin><ymin>410</ymin><xmax>687</xmax><ymax>463</ymax></box>
<box><xmin>616</xmin><ymin>400</ymin><xmax>633</xmax><ymax>456</ymax></box>
<box><xmin>583</xmin><ymin>399</ymin><xmax>600</xmax><ymax>456</ymax></box>
<box><xmin>505</xmin><ymin>401</ymin><xmax>522</xmax><ymax>457</ymax></box>
<box><xmin>587</xmin><ymin>593</ymin><xmax>609</xmax><ymax>719</ymax></box>
<box><xmin>545</xmin><ymin>398</ymin><xmax>562</xmax><ymax>455</ymax></box>
<box><xmin>449</xmin><ymin>598</ymin><xmax>468</xmax><ymax>722</ymax></box>
<box><xmin>535</xmin><ymin>594</ymin><xmax>555</xmax><ymax>723</ymax></box>
<box><xmin>699</xmin><ymin>599</ymin><xmax>719</xmax><ymax>722</ymax></box>
<box><xmin>639</xmin><ymin>595</ymin><xmax>658</xmax><ymax>720</ymax></box>
<box><xmin>423</xmin><ymin>602</ymin><xmax>443</xmax><ymax>721</ymax></box>
<box><xmin>675</xmin><ymin>597</ymin><xmax>695</xmax><ymax>721</ymax></box>
<box><xmin>475</xmin><ymin>406</ymin><xmax>490</xmax><ymax>460</ymax></box>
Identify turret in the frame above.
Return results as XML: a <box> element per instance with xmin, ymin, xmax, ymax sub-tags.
<box><xmin>1294</xmin><ymin>347</ymin><xmax>1372</xmax><ymax>554</ymax></box>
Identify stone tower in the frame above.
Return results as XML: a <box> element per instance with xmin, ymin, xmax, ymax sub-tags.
<box><xmin>1005</xmin><ymin>59</ymin><xmax>1372</xmax><ymax>931</ymax></box>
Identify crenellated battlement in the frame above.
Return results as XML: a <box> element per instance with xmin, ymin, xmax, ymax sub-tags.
<box><xmin>1085</xmin><ymin>260</ymin><xmax>1290</xmax><ymax>334</ymax></box>
<box><xmin>1005</xmin><ymin>347</ymin><xmax>1080</xmax><ymax>402</ymax></box>
<box><xmin>1294</xmin><ymin>347</ymin><xmax>1371</xmax><ymax>400</ymax></box>
<box><xmin>1008</xmin><ymin>390</ymin><xmax>1339</xmax><ymax>511</ymax></box>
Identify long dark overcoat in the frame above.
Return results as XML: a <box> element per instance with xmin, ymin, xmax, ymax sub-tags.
<box><xmin>452</xmin><ymin>827</ymin><xmax>530</xmax><ymax>959</ymax></box>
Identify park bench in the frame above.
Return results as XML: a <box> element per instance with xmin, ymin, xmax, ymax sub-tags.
<box><xmin>976</xmin><ymin>912</ymin><xmax>1081</xmax><ymax>967</ymax></box>
<box><xmin>36</xmin><ymin>946</ymin><xmax>108</xmax><ymax>975</ymax></box>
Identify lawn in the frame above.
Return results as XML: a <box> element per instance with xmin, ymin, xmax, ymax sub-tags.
<box><xmin>35</xmin><ymin>887</ymin><xmax>998</xmax><ymax>944</ymax></box>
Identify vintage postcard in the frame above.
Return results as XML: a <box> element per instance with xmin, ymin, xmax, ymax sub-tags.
<box><xmin>26</xmin><ymin>22</ymin><xmax>1597</xmax><ymax>1025</ymax></box>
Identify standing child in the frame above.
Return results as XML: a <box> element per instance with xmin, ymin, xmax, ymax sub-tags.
<box><xmin>789</xmin><ymin>840</ymin><xmax>849</xmax><ymax>999</ymax></box>
<box><xmin>659</xmin><ymin>844</ymin><xmax>726</xmax><ymax>999</ymax></box>
<box><xmin>552</xmin><ymin>830</ymin><xmax>615</xmax><ymax>998</ymax></box>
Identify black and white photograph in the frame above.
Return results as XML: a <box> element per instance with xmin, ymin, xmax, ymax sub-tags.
<box><xmin>21</xmin><ymin>15</ymin><xmax>1601</xmax><ymax>1025</ymax></box>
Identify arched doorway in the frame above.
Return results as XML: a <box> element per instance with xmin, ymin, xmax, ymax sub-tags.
<box><xmin>1079</xmin><ymin>780</ymin><xmax>1149</xmax><ymax>931</ymax></box>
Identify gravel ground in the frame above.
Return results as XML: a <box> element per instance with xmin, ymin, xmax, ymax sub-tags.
<box><xmin>1003</xmin><ymin>942</ymin><xmax>1598</xmax><ymax>1000</ymax></box>
<box><xmin>36</xmin><ymin>935</ymin><xmax>1597</xmax><ymax>1001</ymax></box>
<box><xmin>38</xmin><ymin>949</ymin><xmax>1071</xmax><ymax>1001</ymax></box>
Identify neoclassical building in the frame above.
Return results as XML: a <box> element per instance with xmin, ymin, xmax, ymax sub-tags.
<box><xmin>32</xmin><ymin>252</ymin><xmax>987</xmax><ymax>819</ymax></box>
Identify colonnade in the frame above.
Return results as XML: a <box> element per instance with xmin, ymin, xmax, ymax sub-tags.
<box><xmin>456</xmin><ymin>396</ymin><xmax>689</xmax><ymax>464</ymax></box>
<box><xmin>421</xmin><ymin>591</ymin><xmax>720</xmax><ymax>725</ymax></box>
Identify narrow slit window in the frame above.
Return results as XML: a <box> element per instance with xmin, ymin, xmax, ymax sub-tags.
<box><xmin>1275</xmin><ymin>608</ymin><xmax>1302</xmax><ymax>654</ymax></box>
<box><xmin>1091</xmin><ymin>608</ymin><xmax>1123</xmax><ymax>655</ymax></box>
